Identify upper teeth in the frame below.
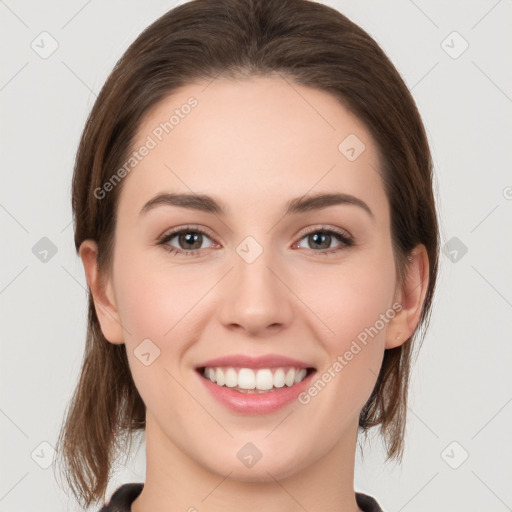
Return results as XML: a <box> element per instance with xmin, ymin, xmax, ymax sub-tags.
<box><xmin>203</xmin><ymin>367</ymin><xmax>308</xmax><ymax>390</ymax></box>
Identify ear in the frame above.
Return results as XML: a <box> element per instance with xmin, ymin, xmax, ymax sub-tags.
<box><xmin>79</xmin><ymin>239</ymin><xmax>125</xmax><ymax>344</ymax></box>
<box><xmin>385</xmin><ymin>244</ymin><xmax>430</xmax><ymax>349</ymax></box>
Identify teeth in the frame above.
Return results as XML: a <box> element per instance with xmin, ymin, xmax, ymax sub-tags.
<box><xmin>284</xmin><ymin>368</ymin><xmax>295</xmax><ymax>387</ymax></box>
<box><xmin>273</xmin><ymin>368</ymin><xmax>285</xmax><ymax>388</ymax></box>
<box><xmin>224</xmin><ymin>368</ymin><xmax>237</xmax><ymax>388</ymax></box>
<box><xmin>202</xmin><ymin>366</ymin><xmax>309</xmax><ymax>392</ymax></box>
<box><xmin>238</xmin><ymin>368</ymin><xmax>256</xmax><ymax>389</ymax></box>
<box><xmin>255</xmin><ymin>369</ymin><xmax>273</xmax><ymax>390</ymax></box>
<box><xmin>216</xmin><ymin>368</ymin><xmax>225</xmax><ymax>386</ymax></box>
<box><xmin>295</xmin><ymin>368</ymin><xmax>307</xmax><ymax>384</ymax></box>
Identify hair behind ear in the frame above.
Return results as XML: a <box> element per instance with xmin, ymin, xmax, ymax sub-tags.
<box><xmin>54</xmin><ymin>299</ymin><xmax>146</xmax><ymax>508</ymax></box>
<box><xmin>358</xmin><ymin>342</ymin><xmax>411</xmax><ymax>461</ymax></box>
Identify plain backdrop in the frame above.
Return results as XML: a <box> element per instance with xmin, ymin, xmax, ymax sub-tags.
<box><xmin>1</xmin><ymin>1</ymin><xmax>511</xmax><ymax>511</ymax></box>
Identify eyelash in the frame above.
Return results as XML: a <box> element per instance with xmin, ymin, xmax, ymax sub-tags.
<box><xmin>157</xmin><ymin>224</ymin><xmax>354</xmax><ymax>257</ymax></box>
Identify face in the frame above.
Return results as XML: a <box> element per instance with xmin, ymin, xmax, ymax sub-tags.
<box><xmin>84</xmin><ymin>76</ymin><xmax>418</xmax><ymax>482</ymax></box>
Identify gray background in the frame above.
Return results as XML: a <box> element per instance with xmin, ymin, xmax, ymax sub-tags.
<box><xmin>1</xmin><ymin>1</ymin><xmax>511</xmax><ymax>511</ymax></box>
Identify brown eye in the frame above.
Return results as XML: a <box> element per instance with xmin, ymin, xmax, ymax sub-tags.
<box><xmin>174</xmin><ymin>231</ymin><xmax>204</xmax><ymax>250</ymax></box>
<box><xmin>295</xmin><ymin>228</ymin><xmax>354</xmax><ymax>254</ymax></box>
<box><xmin>158</xmin><ymin>227</ymin><xmax>215</xmax><ymax>256</ymax></box>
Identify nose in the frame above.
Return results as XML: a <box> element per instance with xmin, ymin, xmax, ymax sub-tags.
<box><xmin>216</xmin><ymin>244</ymin><xmax>294</xmax><ymax>337</ymax></box>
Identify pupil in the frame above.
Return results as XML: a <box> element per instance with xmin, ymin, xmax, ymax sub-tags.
<box><xmin>310</xmin><ymin>233</ymin><xmax>330</xmax><ymax>249</ymax></box>
<box><xmin>181</xmin><ymin>232</ymin><xmax>201</xmax><ymax>249</ymax></box>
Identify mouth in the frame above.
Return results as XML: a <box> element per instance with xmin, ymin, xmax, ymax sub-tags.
<box><xmin>196</xmin><ymin>366</ymin><xmax>317</xmax><ymax>394</ymax></box>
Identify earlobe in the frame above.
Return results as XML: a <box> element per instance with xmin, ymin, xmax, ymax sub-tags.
<box><xmin>385</xmin><ymin>244</ymin><xmax>429</xmax><ymax>349</ymax></box>
<box><xmin>79</xmin><ymin>240</ymin><xmax>125</xmax><ymax>344</ymax></box>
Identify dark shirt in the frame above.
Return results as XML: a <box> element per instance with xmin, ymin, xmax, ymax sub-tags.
<box><xmin>98</xmin><ymin>483</ymin><xmax>384</xmax><ymax>511</ymax></box>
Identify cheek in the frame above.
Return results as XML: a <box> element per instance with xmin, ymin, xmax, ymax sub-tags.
<box><xmin>296</xmin><ymin>246</ymin><xmax>396</xmax><ymax>402</ymax></box>
<box><xmin>111</xmin><ymin>246</ymin><xmax>218</xmax><ymax>391</ymax></box>
<box><xmin>301</xmin><ymin>249</ymin><xmax>396</xmax><ymax>344</ymax></box>
<box><xmin>296</xmin><ymin>270</ymin><xmax>394</xmax><ymax>423</ymax></box>
<box><xmin>112</xmin><ymin>257</ymin><xmax>202</xmax><ymax>421</ymax></box>
<box><xmin>113</xmin><ymin>245</ymin><xmax>206</xmax><ymax>341</ymax></box>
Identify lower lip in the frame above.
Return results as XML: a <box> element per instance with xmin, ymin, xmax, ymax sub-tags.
<box><xmin>196</xmin><ymin>369</ymin><xmax>316</xmax><ymax>415</ymax></box>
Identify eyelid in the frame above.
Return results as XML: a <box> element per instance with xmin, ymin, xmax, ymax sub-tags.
<box><xmin>294</xmin><ymin>223</ymin><xmax>353</xmax><ymax>242</ymax></box>
<box><xmin>158</xmin><ymin>224</ymin><xmax>218</xmax><ymax>242</ymax></box>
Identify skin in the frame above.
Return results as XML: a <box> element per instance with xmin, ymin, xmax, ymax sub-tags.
<box><xmin>80</xmin><ymin>76</ymin><xmax>429</xmax><ymax>512</ymax></box>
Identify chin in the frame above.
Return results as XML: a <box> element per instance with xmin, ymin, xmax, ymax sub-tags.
<box><xmin>204</xmin><ymin>450</ymin><xmax>310</xmax><ymax>483</ymax></box>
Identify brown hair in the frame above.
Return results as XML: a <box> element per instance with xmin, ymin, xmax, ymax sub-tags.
<box><xmin>55</xmin><ymin>0</ymin><xmax>439</xmax><ymax>507</ymax></box>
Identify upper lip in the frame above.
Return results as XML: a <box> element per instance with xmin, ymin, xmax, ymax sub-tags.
<box><xmin>196</xmin><ymin>354</ymin><xmax>315</xmax><ymax>370</ymax></box>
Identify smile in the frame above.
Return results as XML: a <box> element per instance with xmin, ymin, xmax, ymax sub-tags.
<box><xmin>200</xmin><ymin>366</ymin><xmax>314</xmax><ymax>393</ymax></box>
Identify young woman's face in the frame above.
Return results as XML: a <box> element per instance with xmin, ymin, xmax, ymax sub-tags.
<box><xmin>93</xmin><ymin>76</ymin><xmax>410</xmax><ymax>480</ymax></box>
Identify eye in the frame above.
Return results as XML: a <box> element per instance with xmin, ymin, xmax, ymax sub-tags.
<box><xmin>294</xmin><ymin>226</ymin><xmax>354</xmax><ymax>255</ymax></box>
<box><xmin>157</xmin><ymin>225</ymin><xmax>215</xmax><ymax>256</ymax></box>
<box><xmin>157</xmin><ymin>225</ymin><xmax>354</xmax><ymax>257</ymax></box>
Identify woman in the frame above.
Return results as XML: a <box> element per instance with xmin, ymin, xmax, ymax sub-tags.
<box><xmin>55</xmin><ymin>0</ymin><xmax>439</xmax><ymax>511</ymax></box>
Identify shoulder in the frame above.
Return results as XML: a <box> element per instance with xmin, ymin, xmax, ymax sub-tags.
<box><xmin>98</xmin><ymin>483</ymin><xmax>144</xmax><ymax>512</ymax></box>
<box><xmin>356</xmin><ymin>491</ymin><xmax>385</xmax><ymax>512</ymax></box>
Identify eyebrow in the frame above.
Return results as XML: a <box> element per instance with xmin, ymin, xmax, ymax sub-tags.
<box><xmin>139</xmin><ymin>192</ymin><xmax>374</xmax><ymax>219</ymax></box>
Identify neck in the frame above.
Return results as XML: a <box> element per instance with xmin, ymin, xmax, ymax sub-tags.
<box><xmin>132</xmin><ymin>413</ymin><xmax>363</xmax><ymax>512</ymax></box>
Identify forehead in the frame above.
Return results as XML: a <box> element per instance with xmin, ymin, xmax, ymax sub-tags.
<box><xmin>120</xmin><ymin>76</ymin><xmax>386</xmax><ymax>218</ymax></box>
